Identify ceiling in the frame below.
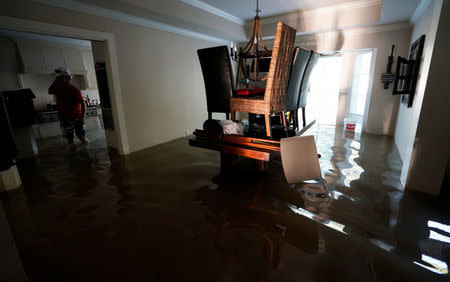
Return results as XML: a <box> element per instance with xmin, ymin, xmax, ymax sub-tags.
<box><xmin>200</xmin><ymin>0</ymin><xmax>352</xmax><ymax>20</ymax></box>
<box><xmin>32</xmin><ymin>0</ymin><xmax>423</xmax><ymax>44</ymax></box>
<box><xmin>199</xmin><ymin>0</ymin><xmax>421</xmax><ymax>22</ymax></box>
<box><xmin>380</xmin><ymin>0</ymin><xmax>421</xmax><ymax>23</ymax></box>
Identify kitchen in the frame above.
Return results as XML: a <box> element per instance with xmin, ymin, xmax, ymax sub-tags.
<box><xmin>0</xmin><ymin>29</ymin><xmax>112</xmax><ymax>159</ymax></box>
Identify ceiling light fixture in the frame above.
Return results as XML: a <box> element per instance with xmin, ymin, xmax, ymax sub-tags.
<box><xmin>231</xmin><ymin>0</ymin><xmax>272</xmax><ymax>82</ymax></box>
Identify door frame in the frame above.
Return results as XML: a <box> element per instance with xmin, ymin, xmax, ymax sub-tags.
<box><xmin>0</xmin><ymin>16</ymin><xmax>129</xmax><ymax>155</ymax></box>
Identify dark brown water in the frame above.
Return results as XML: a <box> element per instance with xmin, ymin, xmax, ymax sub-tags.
<box><xmin>1</xmin><ymin>126</ymin><xmax>449</xmax><ymax>281</ymax></box>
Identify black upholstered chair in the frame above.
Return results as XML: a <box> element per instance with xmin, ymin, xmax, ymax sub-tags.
<box><xmin>249</xmin><ymin>47</ymin><xmax>319</xmax><ymax>137</ymax></box>
<box><xmin>298</xmin><ymin>51</ymin><xmax>320</xmax><ymax>127</ymax></box>
<box><xmin>197</xmin><ymin>46</ymin><xmax>234</xmax><ymax>120</ymax></box>
<box><xmin>285</xmin><ymin>47</ymin><xmax>310</xmax><ymax>130</ymax></box>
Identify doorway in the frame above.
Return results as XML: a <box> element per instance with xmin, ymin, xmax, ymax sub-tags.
<box><xmin>307</xmin><ymin>55</ymin><xmax>343</xmax><ymax>126</ymax></box>
<box><xmin>306</xmin><ymin>50</ymin><xmax>374</xmax><ymax>134</ymax></box>
<box><xmin>0</xmin><ymin>16</ymin><xmax>128</xmax><ymax>156</ymax></box>
<box><xmin>0</xmin><ymin>30</ymin><xmax>115</xmax><ymax>156</ymax></box>
<box><xmin>0</xmin><ymin>29</ymin><xmax>125</xmax><ymax>196</ymax></box>
<box><xmin>347</xmin><ymin>50</ymin><xmax>372</xmax><ymax>133</ymax></box>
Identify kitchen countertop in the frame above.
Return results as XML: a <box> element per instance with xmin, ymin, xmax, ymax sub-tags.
<box><xmin>37</xmin><ymin>106</ymin><xmax>101</xmax><ymax>114</ymax></box>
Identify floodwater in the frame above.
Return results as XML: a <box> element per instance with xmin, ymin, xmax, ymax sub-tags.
<box><xmin>1</xmin><ymin>126</ymin><xmax>449</xmax><ymax>281</ymax></box>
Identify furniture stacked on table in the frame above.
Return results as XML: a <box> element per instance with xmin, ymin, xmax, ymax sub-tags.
<box><xmin>191</xmin><ymin>21</ymin><xmax>320</xmax><ymax>171</ymax></box>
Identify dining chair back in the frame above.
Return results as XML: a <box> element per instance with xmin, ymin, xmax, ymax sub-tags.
<box><xmin>298</xmin><ymin>52</ymin><xmax>320</xmax><ymax>127</ymax></box>
<box><xmin>285</xmin><ymin>47</ymin><xmax>310</xmax><ymax>112</ymax></box>
<box><xmin>197</xmin><ymin>45</ymin><xmax>234</xmax><ymax>119</ymax></box>
<box><xmin>230</xmin><ymin>22</ymin><xmax>296</xmax><ymax>137</ymax></box>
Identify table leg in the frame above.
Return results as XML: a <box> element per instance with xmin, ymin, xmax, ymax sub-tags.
<box><xmin>265</xmin><ymin>114</ymin><xmax>272</xmax><ymax>138</ymax></box>
<box><xmin>220</xmin><ymin>152</ymin><xmax>232</xmax><ymax>171</ymax></box>
<box><xmin>256</xmin><ymin>160</ymin><xmax>264</xmax><ymax>172</ymax></box>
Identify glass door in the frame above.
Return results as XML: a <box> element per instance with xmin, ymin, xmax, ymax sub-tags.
<box><xmin>307</xmin><ymin>55</ymin><xmax>343</xmax><ymax>125</ymax></box>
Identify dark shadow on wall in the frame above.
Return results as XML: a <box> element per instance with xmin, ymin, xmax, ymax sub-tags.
<box><xmin>293</xmin><ymin>11</ymin><xmax>345</xmax><ymax>53</ymax></box>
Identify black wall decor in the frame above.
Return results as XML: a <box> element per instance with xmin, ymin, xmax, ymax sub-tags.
<box><xmin>393</xmin><ymin>35</ymin><xmax>425</xmax><ymax>107</ymax></box>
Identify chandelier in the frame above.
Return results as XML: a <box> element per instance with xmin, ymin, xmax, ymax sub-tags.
<box><xmin>232</xmin><ymin>0</ymin><xmax>272</xmax><ymax>82</ymax></box>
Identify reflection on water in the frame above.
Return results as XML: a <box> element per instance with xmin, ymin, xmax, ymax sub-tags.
<box><xmin>1</xmin><ymin>126</ymin><xmax>449</xmax><ymax>281</ymax></box>
<box><xmin>412</xmin><ymin>220</ymin><xmax>450</xmax><ymax>275</ymax></box>
<box><xmin>429</xmin><ymin>220</ymin><xmax>450</xmax><ymax>233</ymax></box>
<box><xmin>340</xmin><ymin>139</ymin><xmax>364</xmax><ymax>187</ymax></box>
<box><xmin>297</xmin><ymin>124</ymin><xmax>404</xmax><ymax>241</ymax></box>
<box><xmin>430</xmin><ymin>230</ymin><xmax>450</xmax><ymax>244</ymax></box>
<box><xmin>414</xmin><ymin>254</ymin><xmax>448</xmax><ymax>275</ymax></box>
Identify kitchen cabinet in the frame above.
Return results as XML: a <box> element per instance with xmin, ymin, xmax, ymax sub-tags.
<box><xmin>63</xmin><ymin>48</ymin><xmax>86</xmax><ymax>75</ymax></box>
<box><xmin>85</xmin><ymin>116</ymin><xmax>102</xmax><ymax>130</ymax></box>
<box><xmin>42</xmin><ymin>46</ymin><xmax>66</xmax><ymax>73</ymax></box>
<box><xmin>80</xmin><ymin>51</ymin><xmax>98</xmax><ymax>89</ymax></box>
<box><xmin>37</xmin><ymin>121</ymin><xmax>62</xmax><ymax>139</ymax></box>
<box><xmin>18</xmin><ymin>44</ymin><xmax>47</xmax><ymax>74</ymax></box>
<box><xmin>17</xmin><ymin>39</ymin><xmax>89</xmax><ymax>75</ymax></box>
<box><xmin>34</xmin><ymin>110</ymin><xmax>103</xmax><ymax>139</ymax></box>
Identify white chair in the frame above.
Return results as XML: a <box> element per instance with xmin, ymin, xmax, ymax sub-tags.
<box><xmin>280</xmin><ymin>135</ymin><xmax>322</xmax><ymax>183</ymax></box>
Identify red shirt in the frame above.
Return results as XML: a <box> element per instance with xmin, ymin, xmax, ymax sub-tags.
<box><xmin>49</xmin><ymin>82</ymin><xmax>83</xmax><ymax>121</ymax></box>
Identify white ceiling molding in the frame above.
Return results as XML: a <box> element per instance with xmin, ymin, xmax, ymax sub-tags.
<box><xmin>410</xmin><ymin>0</ymin><xmax>433</xmax><ymax>24</ymax></box>
<box><xmin>180</xmin><ymin>0</ymin><xmax>245</xmax><ymax>25</ymax></box>
<box><xmin>259</xmin><ymin>22</ymin><xmax>411</xmax><ymax>42</ymax></box>
<box><xmin>260</xmin><ymin>0</ymin><xmax>382</xmax><ymax>25</ymax></box>
<box><xmin>0</xmin><ymin>29</ymin><xmax>92</xmax><ymax>48</ymax></box>
<box><xmin>0</xmin><ymin>16</ymin><xmax>113</xmax><ymax>41</ymax></box>
<box><xmin>32</xmin><ymin>0</ymin><xmax>230</xmax><ymax>44</ymax></box>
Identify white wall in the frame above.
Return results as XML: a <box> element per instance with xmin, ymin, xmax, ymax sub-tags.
<box><xmin>396</xmin><ymin>0</ymin><xmax>450</xmax><ymax>195</ymax></box>
<box><xmin>394</xmin><ymin>0</ymin><xmax>442</xmax><ymax>163</ymax></box>
<box><xmin>1</xmin><ymin>0</ymin><xmax>224</xmax><ymax>153</ymax></box>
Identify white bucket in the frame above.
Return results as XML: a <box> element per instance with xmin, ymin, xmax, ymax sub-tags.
<box><xmin>343</xmin><ymin>117</ymin><xmax>356</xmax><ymax>131</ymax></box>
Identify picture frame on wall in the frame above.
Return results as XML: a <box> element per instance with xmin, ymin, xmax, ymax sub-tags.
<box><xmin>393</xmin><ymin>34</ymin><xmax>426</xmax><ymax>107</ymax></box>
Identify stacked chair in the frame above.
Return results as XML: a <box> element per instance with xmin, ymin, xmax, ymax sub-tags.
<box><xmin>197</xmin><ymin>22</ymin><xmax>320</xmax><ymax>139</ymax></box>
<box><xmin>197</xmin><ymin>45</ymin><xmax>235</xmax><ymax>121</ymax></box>
<box><xmin>229</xmin><ymin>22</ymin><xmax>296</xmax><ymax>138</ymax></box>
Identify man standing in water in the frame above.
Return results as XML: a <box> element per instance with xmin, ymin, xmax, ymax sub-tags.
<box><xmin>49</xmin><ymin>67</ymin><xmax>89</xmax><ymax>144</ymax></box>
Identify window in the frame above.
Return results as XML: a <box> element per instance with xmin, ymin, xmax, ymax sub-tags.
<box><xmin>349</xmin><ymin>51</ymin><xmax>372</xmax><ymax>117</ymax></box>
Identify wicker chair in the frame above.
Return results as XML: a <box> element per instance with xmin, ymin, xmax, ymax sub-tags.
<box><xmin>230</xmin><ymin>22</ymin><xmax>296</xmax><ymax>138</ymax></box>
<box><xmin>197</xmin><ymin>45</ymin><xmax>234</xmax><ymax>120</ymax></box>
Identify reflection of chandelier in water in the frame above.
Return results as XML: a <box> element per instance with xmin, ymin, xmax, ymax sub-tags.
<box><xmin>239</xmin><ymin>0</ymin><xmax>272</xmax><ymax>82</ymax></box>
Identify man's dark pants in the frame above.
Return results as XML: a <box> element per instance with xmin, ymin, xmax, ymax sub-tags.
<box><xmin>60</xmin><ymin>119</ymin><xmax>86</xmax><ymax>141</ymax></box>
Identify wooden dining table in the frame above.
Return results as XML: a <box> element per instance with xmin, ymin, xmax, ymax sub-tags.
<box><xmin>188</xmin><ymin>120</ymin><xmax>315</xmax><ymax>172</ymax></box>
